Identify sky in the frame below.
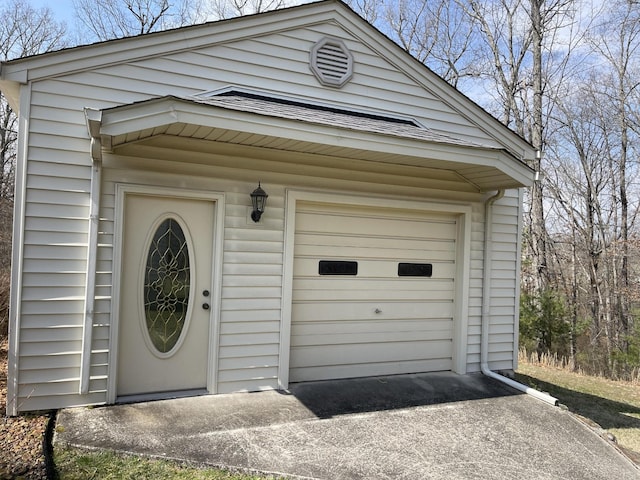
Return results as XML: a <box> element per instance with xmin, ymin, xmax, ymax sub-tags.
<box><xmin>31</xmin><ymin>0</ymin><xmax>76</xmax><ymax>25</ymax></box>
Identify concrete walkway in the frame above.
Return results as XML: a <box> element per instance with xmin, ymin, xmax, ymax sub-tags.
<box><xmin>55</xmin><ymin>372</ymin><xmax>639</xmax><ymax>479</ymax></box>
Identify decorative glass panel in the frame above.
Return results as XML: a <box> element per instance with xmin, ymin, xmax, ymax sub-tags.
<box><xmin>144</xmin><ymin>218</ymin><xmax>190</xmax><ymax>354</ymax></box>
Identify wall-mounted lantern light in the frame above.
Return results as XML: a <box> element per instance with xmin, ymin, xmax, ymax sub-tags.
<box><xmin>250</xmin><ymin>182</ymin><xmax>268</xmax><ymax>222</ymax></box>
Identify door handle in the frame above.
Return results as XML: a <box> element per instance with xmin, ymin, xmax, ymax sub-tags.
<box><xmin>202</xmin><ymin>303</ymin><xmax>210</xmax><ymax>310</ymax></box>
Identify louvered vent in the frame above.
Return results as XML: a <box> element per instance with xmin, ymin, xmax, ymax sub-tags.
<box><xmin>310</xmin><ymin>37</ymin><xmax>354</xmax><ymax>88</ymax></box>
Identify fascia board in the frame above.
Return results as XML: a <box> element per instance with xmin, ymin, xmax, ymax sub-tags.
<box><xmin>0</xmin><ymin>2</ymin><xmax>341</xmax><ymax>83</ymax></box>
<box><xmin>493</xmin><ymin>152</ymin><xmax>535</xmax><ymax>187</ymax></box>
<box><xmin>100</xmin><ymin>97</ymin><xmax>535</xmax><ymax>186</ymax></box>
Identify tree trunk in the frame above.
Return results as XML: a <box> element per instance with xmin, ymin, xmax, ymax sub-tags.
<box><xmin>529</xmin><ymin>0</ymin><xmax>547</xmax><ymax>292</ymax></box>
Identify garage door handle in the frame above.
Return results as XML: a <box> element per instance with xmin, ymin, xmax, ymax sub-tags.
<box><xmin>375</xmin><ymin>308</ymin><xmax>382</xmax><ymax>314</ymax></box>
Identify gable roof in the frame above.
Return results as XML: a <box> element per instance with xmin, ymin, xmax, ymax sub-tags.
<box><xmin>0</xmin><ymin>0</ymin><xmax>535</xmax><ymax>186</ymax></box>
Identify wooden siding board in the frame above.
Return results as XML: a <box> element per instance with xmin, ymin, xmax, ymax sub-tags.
<box><xmin>23</xmin><ymin>232</ymin><xmax>87</xmax><ymax>246</ymax></box>
<box><xmin>15</xmin><ymin>393</ymin><xmax>107</xmax><ymax>412</ymax></box>
<box><xmin>221</xmin><ymin>310</ymin><xmax>282</xmax><ymax>322</ymax></box>
<box><xmin>216</xmin><ymin>379</ymin><xmax>279</xmax><ymax>394</ymax></box>
<box><xmin>20</xmin><ymin>314</ymin><xmax>83</xmax><ymax>330</ymax></box>
<box><xmin>30</xmin><ymin>118</ymin><xmax>87</xmax><ymax>138</ymax></box>
<box><xmin>219</xmin><ymin>343</ymin><xmax>280</xmax><ymax>359</ymax></box>
<box><xmin>220</xmin><ymin>321</ymin><xmax>280</xmax><ymax>335</ymax></box>
<box><xmin>27</xmin><ymin>175</ymin><xmax>90</xmax><ymax>192</ymax></box>
<box><xmin>217</xmin><ymin>367</ymin><xmax>278</xmax><ymax>384</ymax></box>
<box><xmin>32</xmin><ymin>82</ymin><xmax>145</xmax><ymax>110</ymax></box>
<box><xmin>26</xmin><ymin>188</ymin><xmax>89</xmax><ymax>206</ymax></box>
<box><xmin>218</xmin><ymin>355</ymin><xmax>278</xmax><ymax>370</ymax></box>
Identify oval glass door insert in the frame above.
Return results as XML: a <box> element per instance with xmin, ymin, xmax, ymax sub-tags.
<box><xmin>144</xmin><ymin>218</ymin><xmax>191</xmax><ymax>354</ymax></box>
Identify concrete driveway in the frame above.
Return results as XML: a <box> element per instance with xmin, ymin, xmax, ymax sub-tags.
<box><xmin>54</xmin><ymin>372</ymin><xmax>639</xmax><ymax>479</ymax></box>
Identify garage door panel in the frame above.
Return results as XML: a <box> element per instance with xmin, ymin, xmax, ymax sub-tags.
<box><xmin>294</xmin><ymin>278</ymin><xmax>454</xmax><ymax>292</ymax></box>
<box><xmin>293</xmin><ymin>287</ymin><xmax>454</xmax><ymax>302</ymax></box>
<box><xmin>297</xmin><ymin>202</ymin><xmax>453</xmax><ymax>220</ymax></box>
<box><xmin>291</xmin><ymin>340</ymin><xmax>452</xmax><ymax>368</ymax></box>
<box><xmin>295</xmin><ymin>213</ymin><xmax>457</xmax><ymax>240</ymax></box>
<box><xmin>293</xmin><ymin>258</ymin><xmax>456</xmax><ymax>278</ymax></box>
<box><xmin>292</xmin><ymin>318</ymin><xmax>454</xmax><ymax>337</ymax></box>
<box><xmin>291</xmin><ymin>327</ymin><xmax>453</xmax><ymax>346</ymax></box>
<box><xmin>291</xmin><ymin>358</ymin><xmax>453</xmax><ymax>383</ymax></box>
<box><xmin>295</xmin><ymin>232</ymin><xmax>456</xmax><ymax>253</ymax></box>
<box><xmin>291</xmin><ymin>301</ymin><xmax>455</xmax><ymax>322</ymax></box>
<box><xmin>294</xmin><ymin>244</ymin><xmax>456</xmax><ymax>262</ymax></box>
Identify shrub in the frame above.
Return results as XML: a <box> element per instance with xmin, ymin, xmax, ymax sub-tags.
<box><xmin>520</xmin><ymin>289</ymin><xmax>571</xmax><ymax>357</ymax></box>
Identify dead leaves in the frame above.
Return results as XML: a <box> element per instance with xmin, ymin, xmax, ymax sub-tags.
<box><xmin>0</xmin><ymin>340</ymin><xmax>48</xmax><ymax>479</ymax></box>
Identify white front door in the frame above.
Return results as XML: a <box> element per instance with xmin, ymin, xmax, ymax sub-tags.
<box><xmin>117</xmin><ymin>193</ymin><xmax>215</xmax><ymax>398</ymax></box>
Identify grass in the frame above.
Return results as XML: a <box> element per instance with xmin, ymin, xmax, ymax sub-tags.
<box><xmin>516</xmin><ymin>360</ymin><xmax>640</xmax><ymax>463</ymax></box>
<box><xmin>54</xmin><ymin>448</ymin><xmax>280</xmax><ymax>479</ymax></box>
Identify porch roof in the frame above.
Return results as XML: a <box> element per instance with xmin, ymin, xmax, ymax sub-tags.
<box><xmin>90</xmin><ymin>94</ymin><xmax>536</xmax><ymax>191</ymax></box>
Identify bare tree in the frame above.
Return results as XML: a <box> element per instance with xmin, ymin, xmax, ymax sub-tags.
<box><xmin>587</xmin><ymin>0</ymin><xmax>640</xmax><ymax>350</ymax></box>
<box><xmin>73</xmin><ymin>0</ymin><xmax>207</xmax><ymax>41</ymax></box>
<box><xmin>539</xmin><ymin>0</ymin><xmax>640</xmax><ymax>378</ymax></box>
<box><xmin>346</xmin><ymin>0</ymin><xmax>481</xmax><ymax>87</ymax></box>
<box><xmin>206</xmin><ymin>0</ymin><xmax>292</xmax><ymax>19</ymax></box>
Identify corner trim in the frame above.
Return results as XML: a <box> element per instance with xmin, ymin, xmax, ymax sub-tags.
<box><xmin>6</xmin><ymin>82</ymin><xmax>31</xmax><ymax>416</ymax></box>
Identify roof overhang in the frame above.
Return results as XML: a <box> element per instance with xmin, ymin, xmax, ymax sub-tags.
<box><xmin>93</xmin><ymin>95</ymin><xmax>535</xmax><ymax>191</ymax></box>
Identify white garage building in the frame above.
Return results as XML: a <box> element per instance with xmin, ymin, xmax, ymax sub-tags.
<box><xmin>0</xmin><ymin>0</ymin><xmax>536</xmax><ymax>414</ymax></box>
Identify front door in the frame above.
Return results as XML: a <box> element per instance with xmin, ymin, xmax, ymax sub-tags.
<box><xmin>117</xmin><ymin>193</ymin><xmax>215</xmax><ymax>398</ymax></box>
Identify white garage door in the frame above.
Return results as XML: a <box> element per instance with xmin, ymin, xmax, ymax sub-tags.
<box><xmin>290</xmin><ymin>201</ymin><xmax>457</xmax><ymax>383</ymax></box>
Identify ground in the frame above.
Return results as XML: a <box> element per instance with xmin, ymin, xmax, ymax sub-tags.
<box><xmin>0</xmin><ymin>339</ymin><xmax>48</xmax><ymax>480</ymax></box>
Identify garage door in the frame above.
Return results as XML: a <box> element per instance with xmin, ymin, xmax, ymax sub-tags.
<box><xmin>290</xmin><ymin>201</ymin><xmax>457</xmax><ymax>383</ymax></box>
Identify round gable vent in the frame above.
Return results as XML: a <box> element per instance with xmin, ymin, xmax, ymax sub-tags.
<box><xmin>310</xmin><ymin>37</ymin><xmax>354</xmax><ymax>88</ymax></box>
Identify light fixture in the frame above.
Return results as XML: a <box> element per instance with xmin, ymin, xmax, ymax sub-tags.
<box><xmin>250</xmin><ymin>182</ymin><xmax>268</xmax><ymax>222</ymax></box>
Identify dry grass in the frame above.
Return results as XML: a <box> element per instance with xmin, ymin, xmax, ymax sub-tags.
<box><xmin>516</xmin><ymin>354</ymin><xmax>640</xmax><ymax>463</ymax></box>
<box><xmin>519</xmin><ymin>347</ymin><xmax>640</xmax><ymax>383</ymax></box>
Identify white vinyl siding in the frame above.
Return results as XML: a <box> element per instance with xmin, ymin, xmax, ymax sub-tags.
<box><xmin>465</xmin><ymin>190</ymin><xmax>520</xmax><ymax>372</ymax></box>
<box><xmin>16</xmin><ymin>139</ymin><xmax>520</xmax><ymax>409</ymax></box>
<box><xmin>10</xmin><ymin>14</ymin><xmax>523</xmax><ymax>411</ymax></box>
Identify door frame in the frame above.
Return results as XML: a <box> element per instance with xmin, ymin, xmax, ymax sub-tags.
<box><xmin>279</xmin><ymin>189</ymin><xmax>473</xmax><ymax>390</ymax></box>
<box><xmin>107</xmin><ymin>184</ymin><xmax>225</xmax><ymax>404</ymax></box>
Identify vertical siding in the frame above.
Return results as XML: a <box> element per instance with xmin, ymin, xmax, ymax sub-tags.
<box><xmin>13</xmin><ymin>19</ymin><xmax>521</xmax><ymax>411</ymax></box>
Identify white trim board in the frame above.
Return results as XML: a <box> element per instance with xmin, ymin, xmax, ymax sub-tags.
<box><xmin>6</xmin><ymin>83</ymin><xmax>32</xmax><ymax>416</ymax></box>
